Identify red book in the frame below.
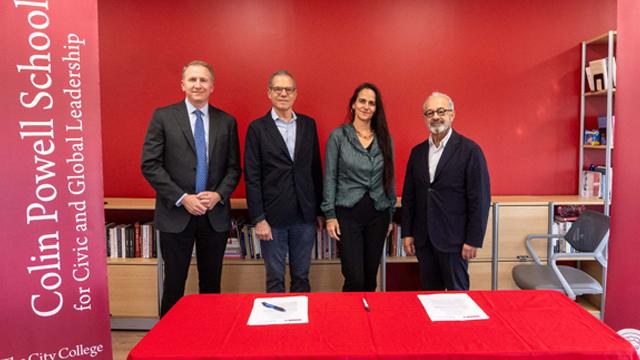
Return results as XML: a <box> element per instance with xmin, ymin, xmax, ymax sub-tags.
<box><xmin>134</xmin><ymin>222</ymin><xmax>141</xmax><ymax>258</ymax></box>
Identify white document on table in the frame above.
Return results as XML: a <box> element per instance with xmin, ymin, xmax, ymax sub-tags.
<box><xmin>247</xmin><ymin>296</ymin><xmax>309</xmax><ymax>326</ymax></box>
<box><xmin>418</xmin><ymin>293</ymin><xmax>489</xmax><ymax>321</ymax></box>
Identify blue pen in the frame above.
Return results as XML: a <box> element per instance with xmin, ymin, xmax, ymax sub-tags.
<box><xmin>262</xmin><ymin>301</ymin><xmax>286</xmax><ymax>312</ymax></box>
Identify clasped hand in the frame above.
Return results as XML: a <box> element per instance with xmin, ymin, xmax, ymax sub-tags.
<box><xmin>182</xmin><ymin>191</ymin><xmax>221</xmax><ymax>216</ymax></box>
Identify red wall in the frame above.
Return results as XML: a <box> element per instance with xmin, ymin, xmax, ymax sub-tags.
<box><xmin>605</xmin><ymin>0</ymin><xmax>640</xmax><ymax>330</ymax></box>
<box><xmin>98</xmin><ymin>0</ymin><xmax>616</xmax><ymax>198</ymax></box>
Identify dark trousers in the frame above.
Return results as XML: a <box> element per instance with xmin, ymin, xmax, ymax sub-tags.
<box><xmin>415</xmin><ymin>239</ymin><xmax>469</xmax><ymax>290</ymax></box>
<box><xmin>261</xmin><ymin>219</ymin><xmax>315</xmax><ymax>293</ymax></box>
<box><xmin>159</xmin><ymin>215</ymin><xmax>228</xmax><ymax>317</ymax></box>
<box><xmin>336</xmin><ymin>195</ymin><xmax>389</xmax><ymax>292</ymax></box>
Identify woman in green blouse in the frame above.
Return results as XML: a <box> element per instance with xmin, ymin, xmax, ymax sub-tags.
<box><xmin>322</xmin><ymin>83</ymin><xmax>396</xmax><ymax>291</ymax></box>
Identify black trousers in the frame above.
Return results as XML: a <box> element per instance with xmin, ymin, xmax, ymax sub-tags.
<box><xmin>336</xmin><ymin>195</ymin><xmax>389</xmax><ymax>292</ymax></box>
<box><xmin>415</xmin><ymin>239</ymin><xmax>469</xmax><ymax>290</ymax></box>
<box><xmin>159</xmin><ymin>215</ymin><xmax>228</xmax><ymax>317</ymax></box>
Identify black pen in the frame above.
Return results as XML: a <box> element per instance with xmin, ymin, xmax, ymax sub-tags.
<box><xmin>362</xmin><ymin>297</ymin><xmax>370</xmax><ymax>312</ymax></box>
<box><xmin>262</xmin><ymin>301</ymin><xmax>286</xmax><ymax>312</ymax></box>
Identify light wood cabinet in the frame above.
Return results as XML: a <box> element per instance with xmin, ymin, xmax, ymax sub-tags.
<box><xmin>108</xmin><ymin>259</ymin><xmax>344</xmax><ymax>319</ymax></box>
<box><xmin>469</xmin><ymin>261</ymin><xmax>523</xmax><ymax>290</ymax></box>
<box><xmin>497</xmin><ymin>205</ymin><xmax>548</xmax><ymax>261</ymax></box>
<box><xmin>107</xmin><ymin>259</ymin><xmax>158</xmax><ymax>318</ymax></box>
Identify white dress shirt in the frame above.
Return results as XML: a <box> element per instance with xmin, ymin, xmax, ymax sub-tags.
<box><xmin>428</xmin><ymin>128</ymin><xmax>453</xmax><ymax>183</ymax></box>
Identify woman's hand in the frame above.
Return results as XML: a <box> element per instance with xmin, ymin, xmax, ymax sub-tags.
<box><xmin>326</xmin><ymin>218</ymin><xmax>341</xmax><ymax>241</ymax></box>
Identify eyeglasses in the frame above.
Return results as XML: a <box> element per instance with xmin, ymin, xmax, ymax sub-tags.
<box><xmin>269</xmin><ymin>86</ymin><xmax>296</xmax><ymax>95</ymax></box>
<box><xmin>423</xmin><ymin>108</ymin><xmax>452</xmax><ymax>119</ymax></box>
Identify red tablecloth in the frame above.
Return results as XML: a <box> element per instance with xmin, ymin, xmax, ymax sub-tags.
<box><xmin>128</xmin><ymin>290</ymin><xmax>638</xmax><ymax>359</ymax></box>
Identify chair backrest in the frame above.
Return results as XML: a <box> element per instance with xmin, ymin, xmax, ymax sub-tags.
<box><xmin>564</xmin><ymin>210</ymin><xmax>610</xmax><ymax>252</ymax></box>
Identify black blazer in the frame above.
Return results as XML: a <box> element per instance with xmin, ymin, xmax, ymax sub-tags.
<box><xmin>141</xmin><ymin>101</ymin><xmax>241</xmax><ymax>233</ymax></box>
<box><xmin>401</xmin><ymin>130</ymin><xmax>490</xmax><ymax>252</ymax></box>
<box><xmin>244</xmin><ymin>111</ymin><xmax>323</xmax><ymax>227</ymax></box>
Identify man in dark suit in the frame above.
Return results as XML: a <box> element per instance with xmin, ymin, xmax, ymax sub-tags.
<box><xmin>244</xmin><ymin>70</ymin><xmax>323</xmax><ymax>293</ymax></box>
<box><xmin>401</xmin><ymin>92</ymin><xmax>490</xmax><ymax>290</ymax></box>
<box><xmin>141</xmin><ymin>60</ymin><xmax>241</xmax><ymax>316</ymax></box>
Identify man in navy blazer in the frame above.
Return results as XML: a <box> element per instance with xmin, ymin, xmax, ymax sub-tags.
<box><xmin>141</xmin><ymin>61</ymin><xmax>241</xmax><ymax>316</ymax></box>
<box><xmin>244</xmin><ymin>70</ymin><xmax>323</xmax><ymax>293</ymax></box>
<box><xmin>401</xmin><ymin>92</ymin><xmax>490</xmax><ymax>290</ymax></box>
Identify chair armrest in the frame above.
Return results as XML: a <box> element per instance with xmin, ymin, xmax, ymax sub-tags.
<box><xmin>550</xmin><ymin>251</ymin><xmax>607</xmax><ymax>268</ymax></box>
<box><xmin>548</xmin><ymin>260</ymin><xmax>578</xmax><ymax>300</ymax></box>
<box><xmin>525</xmin><ymin>234</ymin><xmax>564</xmax><ymax>265</ymax></box>
<box><xmin>548</xmin><ymin>251</ymin><xmax>606</xmax><ymax>300</ymax></box>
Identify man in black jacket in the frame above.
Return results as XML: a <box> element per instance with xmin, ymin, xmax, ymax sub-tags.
<box><xmin>244</xmin><ymin>70</ymin><xmax>323</xmax><ymax>293</ymax></box>
<box><xmin>141</xmin><ymin>60</ymin><xmax>241</xmax><ymax>316</ymax></box>
<box><xmin>401</xmin><ymin>92</ymin><xmax>490</xmax><ymax>290</ymax></box>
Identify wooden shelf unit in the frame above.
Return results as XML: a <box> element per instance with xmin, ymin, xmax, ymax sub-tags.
<box><xmin>580</xmin><ymin>30</ymin><xmax>615</xmax><ymax>215</ymax></box>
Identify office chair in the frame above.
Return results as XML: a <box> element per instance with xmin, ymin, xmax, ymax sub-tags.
<box><xmin>512</xmin><ymin>210</ymin><xmax>609</xmax><ymax>300</ymax></box>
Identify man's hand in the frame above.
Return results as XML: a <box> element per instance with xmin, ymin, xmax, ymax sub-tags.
<box><xmin>326</xmin><ymin>218</ymin><xmax>341</xmax><ymax>241</ymax></box>
<box><xmin>255</xmin><ymin>219</ymin><xmax>273</xmax><ymax>241</ymax></box>
<box><xmin>182</xmin><ymin>194</ymin><xmax>207</xmax><ymax>216</ymax></box>
<box><xmin>403</xmin><ymin>236</ymin><xmax>416</xmax><ymax>256</ymax></box>
<box><xmin>197</xmin><ymin>191</ymin><xmax>221</xmax><ymax>210</ymax></box>
<box><xmin>461</xmin><ymin>243</ymin><xmax>478</xmax><ymax>260</ymax></box>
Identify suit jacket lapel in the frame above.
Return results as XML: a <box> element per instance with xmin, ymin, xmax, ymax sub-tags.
<box><xmin>263</xmin><ymin>112</ymin><xmax>293</xmax><ymax>163</ymax></box>
<box><xmin>292</xmin><ymin>115</ymin><xmax>305</xmax><ymax>163</ymax></box>
<box><xmin>174</xmin><ymin>103</ymin><xmax>196</xmax><ymax>154</ymax></box>
<box><xmin>208</xmin><ymin>105</ymin><xmax>219</xmax><ymax>159</ymax></box>
<box><xmin>417</xmin><ymin>142</ymin><xmax>430</xmax><ymax>184</ymax></box>
<box><xmin>433</xmin><ymin>130</ymin><xmax>461</xmax><ymax>183</ymax></box>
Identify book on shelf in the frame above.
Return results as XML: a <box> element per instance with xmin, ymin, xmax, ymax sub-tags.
<box><xmin>589</xmin><ymin>58</ymin><xmax>609</xmax><ymax>91</ymax></box>
<box><xmin>134</xmin><ymin>222</ymin><xmax>141</xmax><ymax>258</ymax></box>
<box><xmin>581</xmin><ymin>170</ymin><xmax>603</xmax><ymax>198</ymax></box>
<box><xmin>385</xmin><ymin>223</ymin><xmax>405</xmax><ymax>258</ymax></box>
<box><xmin>552</xmin><ymin>221</ymin><xmax>574</xmax><ymax>254</ymax></box>
<box><xmin>140</xmin><ymin>221</ymin><xmax>157</xmax><ymax>258</ymax></box>
<box><xmin>585</xmin><ymin>66</ymin><xmax>595</xmax><ymax>92</ymax></box>
<box><xmin>106</xmin><ymin>221</ymin><xmax>156</xmax><ymax>259</ymax></box>
<box><xmin>105</xmin><ymin>218</ymin><xmax>343</xmax><ymax>261</ymax></box>
<box><xmin>224</xmin><ymin>237</ymin><xmax>243</xmax><ymax>259</ymax></box>
<box><xmin>105</xmin><ymin>223</ymin><xmax>116</xmax><ymax>258</ymax></box>
<box><xmin>613</xmin><ymin>56</ymin><xmax>617</xmax><ymax>87</ymax></box>
<box><xmin>597</xmin><ymin>115</ymin><xmax>615</xmax><ymax>146</ymax></box>
<box><xmin>235</xmin><ymin>222</ymin><xmax>338</xmax><ymax>260</ymax></box>
<box><xmin>224</xmin><ymin>220</ymin><xmax>243</xmax><ymax>259</ymax></box>
<box><xmin>587</xmin><ymin>164</ymin><xmax>612</xmax><ymax>201</ymax></box>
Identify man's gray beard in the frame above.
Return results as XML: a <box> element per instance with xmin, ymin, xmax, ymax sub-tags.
<box><xmin>429</xmin><ymin>123</ymin><xmax>447</xmax><ymax>134</ymax></box>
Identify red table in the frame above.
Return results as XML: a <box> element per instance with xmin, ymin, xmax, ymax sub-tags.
<box><xmin>128</xmin><ymin>290</ymin><xmax>638</xmax><ymax>359</ymax></box>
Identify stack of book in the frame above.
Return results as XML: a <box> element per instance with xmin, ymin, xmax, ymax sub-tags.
<box><xmin>581</xmin><ymin>165</ymin><xmax>611</xmax><ymax>199</ymax></box>
<box><xmin>106</xmin><ymin>222</ymin><xmax>158</xmax><ymax>259</ymax></box>
<box><xmin>552</xmin><ymin>216</ymin><xmax>575</xmax><ymax>254</ymax></box>
<box><xmin>386</xmin><ymin>224</ymin><xmax>405</xmax><ymax>257</ymax></box>
<box><xmin>236</xmin><ymin>223</ymin><xmax>339</xmax><ymax>260</ymax></box>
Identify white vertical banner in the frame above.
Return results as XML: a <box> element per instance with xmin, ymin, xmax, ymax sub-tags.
<box><xmin>0</xmin><ymin>0</ymin><xmax>112</xmax><ymax>358</ymax></box>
